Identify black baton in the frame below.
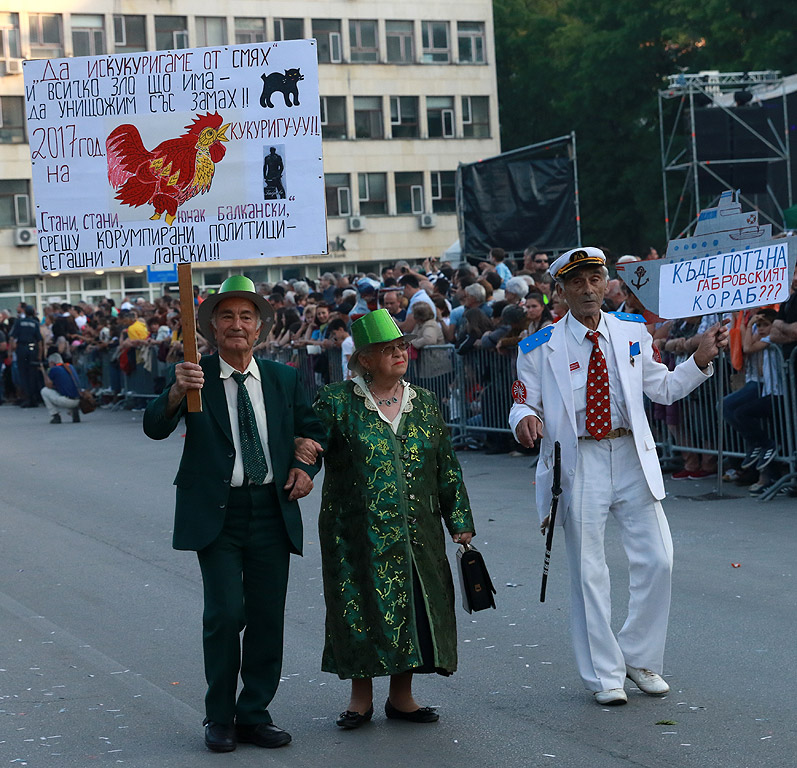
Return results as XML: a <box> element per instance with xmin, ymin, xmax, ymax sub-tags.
<box><xmin>540</xmin><ymin>441</ymin><xmax>562</xmax><ymax>603</ymax></box>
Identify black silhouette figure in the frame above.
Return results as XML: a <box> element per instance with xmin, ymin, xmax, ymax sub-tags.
<box><xmin>263</xmin><ymin>147</ymin><xmax>285</xmax><ymax>199</ymax></box>
<box><xmin>259</xmin><ymin>69</ymin><xmax>304</xmax><ymax>108</ymax></box>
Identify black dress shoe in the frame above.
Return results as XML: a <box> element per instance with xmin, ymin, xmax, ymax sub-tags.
<box><xmin>203</xmin><ymin>720</ymin><xmax>236</xmax><ymax>752</ymax></box>
<box><xmin>384</xmin><ymin>698</ymin><xmax>439</xmax><ymax>723</ymax></box>
<box><xmin>336</xmin><ymin>705</ymin><xmax>374</xmax><ymax>729</ymax></box>
<box><xmin>236</xmin><ymin>722</ymin><xmax>291</xmax><ymax>748</ymax></box>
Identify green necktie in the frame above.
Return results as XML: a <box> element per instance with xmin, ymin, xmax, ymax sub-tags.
<box><xmin>231</xmin><ymin>371</ymin><xmax>268</xmax><ymax>484</ymax></box>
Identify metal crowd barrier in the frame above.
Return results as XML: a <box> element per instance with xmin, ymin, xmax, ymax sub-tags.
<box><xmin>645</xmin><ymin>344</ymin><xmax>796</xmax><ymax>500</ymax></box>
<box><xmin>68</xmin><ymin>339</ymin><xmax>797</xmax><ymax>501</ymax></box>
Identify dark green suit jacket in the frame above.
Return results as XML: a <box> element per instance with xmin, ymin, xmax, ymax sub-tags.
<box><xmin>143</xmin><ymin>353</ymin><xmax>326</xmax><ymax>554</ymax></box>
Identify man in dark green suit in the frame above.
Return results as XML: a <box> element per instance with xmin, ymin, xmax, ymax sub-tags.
<box><xmin>143</xmin><ymin>276</ymin><xmax>326</xmax><ymax>752</ymax></box>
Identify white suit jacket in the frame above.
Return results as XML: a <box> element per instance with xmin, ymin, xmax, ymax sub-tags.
<box><xmin>509</xmin><ymin>312</ymin><xmax>712</xmax><ymax>525</ymax></box>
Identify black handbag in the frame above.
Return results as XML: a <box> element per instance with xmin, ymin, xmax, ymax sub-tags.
<box><xmin>456</xmin><ymin>543</ymin><xmax>496</xmax><ymax>613</ymax></box>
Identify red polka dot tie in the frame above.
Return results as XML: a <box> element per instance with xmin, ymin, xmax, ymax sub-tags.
<box><xmin>585</xmin><ymin>330</ymin><xmax>611</xmax><ymax>440</ymax></box>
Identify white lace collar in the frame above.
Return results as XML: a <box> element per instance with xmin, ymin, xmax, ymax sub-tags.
<box><xmin>353</xmin><ymin>376</ymin><xmax>416</xmax><ymax>432</ymax></box>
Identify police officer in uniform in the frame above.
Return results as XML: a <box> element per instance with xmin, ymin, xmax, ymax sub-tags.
<box><xmin>9</xmin><ymin>305</ymin><xmax>44</xmax><ymax>407</ymax></box>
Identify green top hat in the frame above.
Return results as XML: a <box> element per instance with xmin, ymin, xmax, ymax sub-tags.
<box><xmin>197</xmin><ymin>275</ymin><xmax>274</xmax><ymax>346</ymax></box>
<box><xmin>348</xmin><ymin>309</ymin><xmax>412</xmax><ymax>373</ymax></box>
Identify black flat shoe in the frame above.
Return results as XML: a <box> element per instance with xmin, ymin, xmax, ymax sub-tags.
<box><xmin>236</xmin><ymin>722</ymin><xmax>291</xmax><ymax>748</ymax></box>
<box><xmin>203</xmin><ymin>720</ymin><xmax>236</xmax><ymax>752</ymax></box>
<box><xmin>384</xmin><ymin>698</ymin><xmax>439</xmax><ymax>723</ymax></box>
<box><xmin>336</xmin><ymin>705</ymin><xmax>374</xmax><ymax>729</ymax></box>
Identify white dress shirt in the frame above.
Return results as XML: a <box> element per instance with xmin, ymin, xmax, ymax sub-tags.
<box><xmin>564</xmin><ymin>313</ymin><xmax>631</xmax><ymax>437</ymax></box>
<box><xmin>219</xmin><ymin>356</ymin><xmax>274</xmax><ymax>486</ymax></box>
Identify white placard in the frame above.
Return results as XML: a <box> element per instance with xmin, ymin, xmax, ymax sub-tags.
<box><xmin>659</xmin><ymin>243</ymin><xmax>790</xmax><ymax>317</ymax></box>
<box><xmin>23</xmin><ymin>41</ymin><xmax>327</xmax><ymax>273</ymax></box>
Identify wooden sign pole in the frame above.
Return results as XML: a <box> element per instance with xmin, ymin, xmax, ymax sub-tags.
<box><xmin>178</xmin><ymin>262</ymin><xmax>203</xmax><ymax>413</ymax></box>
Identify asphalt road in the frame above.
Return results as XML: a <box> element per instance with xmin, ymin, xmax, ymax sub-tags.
<box><xmin>1</xmin><ymin>404</ymin><xmax>795</xmax><ymax>768</ymax></box>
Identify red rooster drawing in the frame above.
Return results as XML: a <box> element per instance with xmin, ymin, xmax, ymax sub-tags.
<box><xmin>106</xmin><ymin>112</ymin><xmax>230</xmax><ymax>225</ymax></box>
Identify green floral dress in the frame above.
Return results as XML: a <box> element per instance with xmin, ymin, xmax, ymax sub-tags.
<box><xmin>313</xmin><ymin>379</ymin><xmax>475</xmax><ymax>679</ymax></box>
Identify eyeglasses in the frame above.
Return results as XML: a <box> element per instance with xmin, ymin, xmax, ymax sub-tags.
<box><xmin>380</xmin><ymin>340</ymin><xmax>410</xmax><ymax>356</ymax></box>
<box><xmin>534</xmin><ymin>258</ymin><xmax>549</xmax><ymax>264</ymax></box>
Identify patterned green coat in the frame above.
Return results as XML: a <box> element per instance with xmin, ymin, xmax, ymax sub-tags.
<box><xmin>313</xmin><ymin>381</ymin><xmax>474</xmax><ymax>679</ymax></box>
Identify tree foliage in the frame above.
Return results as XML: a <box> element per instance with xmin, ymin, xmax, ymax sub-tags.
<box><xmin>493</xmin><ymin>0</ymin><xmax>797</xmax><ymax>253</ymax></box>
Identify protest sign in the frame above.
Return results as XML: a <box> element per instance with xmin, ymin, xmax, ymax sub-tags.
<box><xmin>617</xmin><ymin>191</ymin><xmax>796</xmax><ymax>319</ymax></box>
<box><xmin>659</xmin><ymin>243</ymin><xmax>790</xmax><ymax>317</ymax></box>
<box><xmin>22</xmin><ymin>40</ymin><xmax>326</xmax><ymax>274</ymax></box>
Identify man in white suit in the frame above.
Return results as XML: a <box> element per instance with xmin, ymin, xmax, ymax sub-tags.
<box><xmin>509</xmin><ymin>247</ymin><xmax>728</xmax><ymax>705</ymax></box>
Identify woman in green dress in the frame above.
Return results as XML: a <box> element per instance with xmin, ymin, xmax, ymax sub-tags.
<box><xmin>306</xmin><ymin>309</ymin><xmax>475</xmax><ymax>729</ymax></box>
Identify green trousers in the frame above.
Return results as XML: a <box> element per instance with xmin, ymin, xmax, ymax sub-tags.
<box><xmin>196</xmin><ymin>484</ymin><xmax>291</xmax><ymax>725</ymax></box>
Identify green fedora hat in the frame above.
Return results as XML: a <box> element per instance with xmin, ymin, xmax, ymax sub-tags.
<box><xmin>197</xmin><ymin>275</ymin><xmax>274</xmax><ymax>345</ymax></box>
<box><xmin>348</xmin><ymin>308</ymin><xmax>412</xmax><ymax>373</ymax></box>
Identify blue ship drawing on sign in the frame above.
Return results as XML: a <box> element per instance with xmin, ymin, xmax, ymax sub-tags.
<box><xmin>666</xmin><ymin>189</ymin><xmax>770</xmax><ymax>259</ymax></box>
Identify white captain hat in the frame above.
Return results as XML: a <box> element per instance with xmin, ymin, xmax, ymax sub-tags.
<box><xmin>548</xmin><ymin>246</ymin><xmax>606</xmax><ymax>280</ymax></box>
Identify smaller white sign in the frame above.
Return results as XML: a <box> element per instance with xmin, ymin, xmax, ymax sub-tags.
<box><xmin>659</xmin><ymin>243</ymin><xmax>790</xmax><ymax>317</ymax></box>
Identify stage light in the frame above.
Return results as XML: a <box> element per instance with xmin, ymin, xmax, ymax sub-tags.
<box><xmin>734</xmin><ymin>90</ymin><xmax>753</xmax><ymax>106</ymax></box>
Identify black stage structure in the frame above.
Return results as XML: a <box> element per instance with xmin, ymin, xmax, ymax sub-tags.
<box><xmin>659</xmin><ymin>70</ymin><xmax>796</xmax><ymax>241</ymax></box>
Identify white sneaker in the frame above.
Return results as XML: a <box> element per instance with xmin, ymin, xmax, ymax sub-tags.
<box><xmin>593</xmin><ymin>688</ymin><xmax>628</xmax><ymax>705</ymax></box>
<box><xmin>625</xmin><ymin>665</ymin><xmax>670</xmax><ymax>695</ymax></box>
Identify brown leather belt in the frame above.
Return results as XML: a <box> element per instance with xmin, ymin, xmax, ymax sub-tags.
<box><xmin>579</xmin><ymin>427</ymin><xmax>633</xmax><ymax>441</ymax></box>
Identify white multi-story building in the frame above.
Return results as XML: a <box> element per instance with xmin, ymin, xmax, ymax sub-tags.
<box><xmin>0</xmin><ymin>1</ymin><xmax>500</xmax><ymax>307</ymax></box>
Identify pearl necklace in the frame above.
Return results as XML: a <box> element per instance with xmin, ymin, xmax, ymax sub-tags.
<box><xmin>370</xmin><ymin>381</ymin><xmax>401</xmax><ymax>406</ymax></box>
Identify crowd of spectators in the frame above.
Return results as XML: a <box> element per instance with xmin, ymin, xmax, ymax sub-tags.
<box><xmin>3</xmin><ymin>244</ymin><xmax>797</xmax><ymax>491</ymax></box>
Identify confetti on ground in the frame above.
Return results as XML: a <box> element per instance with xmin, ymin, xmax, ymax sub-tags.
<box><xmin>731</xmin><ymin>563</ymin><xmax>741</xmax><ymax>568</ymax></box>
<box><xmin>657</xmin><ymin>720</ymin><xmax>678</xmax><ymax>725</ymax></box>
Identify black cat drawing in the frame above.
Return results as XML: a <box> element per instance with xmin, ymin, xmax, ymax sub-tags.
<box><xmin>259</xmin><ymin>68</ymin><xmax>304</xmax><ymax>108</ymax></box>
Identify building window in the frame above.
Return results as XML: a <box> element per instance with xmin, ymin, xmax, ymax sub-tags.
<box><xmin>155</xmin><ymin>16</ymin><xmax>188</xmax><ymax>50</ymax></box>
<box><xmin>274</xmin><ymin>18</ymin><xmax>303</xmax><ymax>41</ymax></box>
<box><xmin>427</xmin><ymin>96</ymin><xmax>455</xmax><ymax>138</ymax></box>
<box><xmin>358</xmin><ymin>173</ymin><xmax>388</xmax><ymax>215</ymax></box>
<box><xmin>320</xmin><ymin>96</ymin><xmax>347</xmax><ymax>140</ymax></box>
<box><xmin>457</xmin><ymin>22</ymin><xmax>485</xmax><ymax>63</ymax></box>
<box><xmin>325</xmin><ymin>174</ymin><xmax>351</xmax><ymax>217</ymax></box>
<box><xmin>196</xmin><ymin>17</ymin><xmax>227</xmax><ymax>47</ymax></box>
<box><xmin>421</xmin><ymin>21</ymin><xmax>449</xmax><ymax>63</ymax></box>
<box><xmin>390</xmin><ymin>96</ymin><xmax>419</xmax><ymax>139</ymax></box>
<box><xmin>113</xmin><ymin>15</ymin><xmax>146</xmax><ymax>53</ymax></box>
<box><xmin>386</xmin><ymin>20</ymin><xmax>413</xmax><ymax>63</ymax></box>
<box><xmin>462</xmin><ymin>96</ymin><xmax>490</xmax><ymax>137</ymax></box>
<box><xmin>395</xmin><ymin>172</ymin><xmax>424</xmax><ymax>215</ymax></box>
<box><xmin>0</xmin><ymin>13</ymin><xmax>21</xmax><ymax>60</ymax></box>
<box><xmin>123</xmin><ymin>275</ymin><xmax>146</xmax><ymax>290</ymax></box>
<box><xmin>354</xmin><ymin>97</ymin><xmax>383</xmax><ymax>139</ymax></box>
<box><xmin>234</xmin><ymin>19</ymin><xmax>266</xmax><ymax>45</ymax></box>
<box><xmin>431</xmin><ymin>171</ymin><xmax>456</xmax><ymax>213</ymax></box>
<box><xmin>28</xmin><ymin>13</ymin><xmax>63</xmax><ymax>58</ymax></box>
<box><xmin>71</xmin><ymin>14</ymin><xmax>106</xmax><ymax>57</ymax></box>
<box><xmin>349</xmin><ymin>20</ymin><xmax>378</xmax><ymax>62</ymax></box>
<box><xmin>313</xmin><ymin>19</ymin><xmax>342</xmax><ymax>63</ymax></box>
<box><xmin>0</xmin><ymin>180</ymin><xmax>31</xmax><ymax>228</ymax></box>
<box><xmin>0</xmin><ymin>96</ymin><xmax>26</xmax><ymax>143</ymax></box>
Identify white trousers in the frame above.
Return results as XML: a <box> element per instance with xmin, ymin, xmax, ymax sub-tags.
<box><xmin>40</xmin><ymin>387</ymin><xmax>80</xmax><ymax>417</ymax></box>
<box><xmin>563</xmin><ymin>434</ymin><xmax>673</xmax><ymax>691</ymax></box>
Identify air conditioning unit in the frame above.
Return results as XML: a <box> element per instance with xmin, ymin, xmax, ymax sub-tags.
<box><xmin>418</xmin><ymin>213</ymin><xmax>436</xmax><ymax>229</ymax></box>
<box><xmin>14</xmin><ymin>227</ymin><xmax>36</xmax><ymax>246</ymax></box>
<box><xmin>348</xmin><ymin>215</ymin><xmax>365</xmax><ymax>232</ymax></box>
<box><xmin>4</xmin><ymin>58</ymin><xmax>23</xmax><ymax>75</ymax></box>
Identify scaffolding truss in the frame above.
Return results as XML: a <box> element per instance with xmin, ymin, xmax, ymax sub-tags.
<box><xmin>659</xmin><ymin>70</ymin><xmax>793</xmax><ymax>241</ymax></box>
